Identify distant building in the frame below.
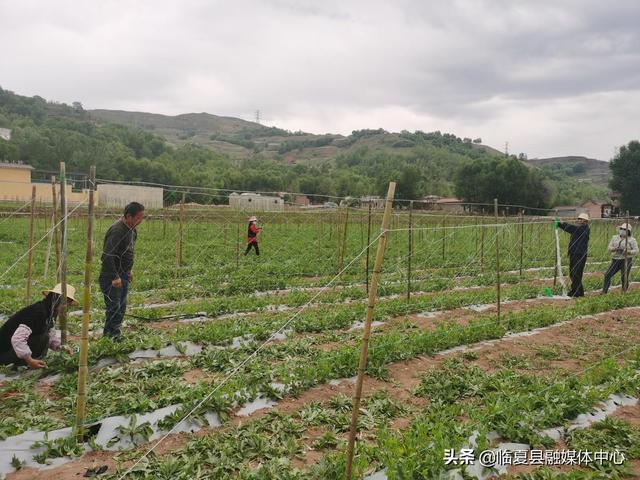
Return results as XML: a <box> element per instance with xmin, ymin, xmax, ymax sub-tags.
<box><xmin>549</xmin><ymin>205</ymin><xmax>588</xmax><ymax>218</ymax></box>
<box><xmin>435</xmin><ymin>197</ymin><xmax>466</xmax><ymax>213</ymax></box>
<box><xmin>0</xmin><ymin>128</ymin><xmax>11</xmax><ymax>141</ymax></box>
<box><xmin>97</xmin><ymin>184</ymin><xmax>164</xmax><ymax>210</ymax></box>
<box><xmin>0</xmin><ymin>162</ymin><xmax>91</xmax><ymax>204</ymax></box>
<box><xmin>228</xmin><ymin>192</ymin><xmax>284</xmax><ymax>211</ymax></box>
<box><xmin>581</xmin><ymin>200</ymin><xmax>606</xmax><ymax>219</ymax></box>
<box><xmin>360</xmin><ymin>195</ymin><xmax>385</xmax><ymax>209</ymax></box>
<box><xmin>293</xmin><ymin>194</ymin><xmax>310</xmax><ymax>207</ymax></box>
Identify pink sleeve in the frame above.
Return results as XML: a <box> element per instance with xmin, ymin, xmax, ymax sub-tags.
<box><xmin>11</xmin><ymin>324</ymin><xmax>33</xmax><ymax>360</ymax></box>
<box><xmin>49</xmin><ymin>329</ymin><xmax>61</xmax><ymax>350</ymax></box>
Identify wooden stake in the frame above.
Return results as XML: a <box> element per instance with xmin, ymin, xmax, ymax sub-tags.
<box><xmin>162</xmin><ymin>208</ymin><xmax>167</xmax><ymax>239</ymax></box>
<box><xmin>75</xmin><ymin>166</ymin><xmax>96</xmax><ymax>442</ymax></box>
<box><xmin>494</xmin><ymin>199</ymin><xmax>501</xmax><ymax>321</ymax></box>
<box><xmin>176</xmin><ymin>193</ymin><xmax>185</xmax><ymax>268</ymax></box>
<box><xmin>442</xmin><ymin>216</ymin><xmax>446</xmax><ymax>262</ymax></box>
<box><xmin>43</xmin><ymin>209</ymin><xmax>54</xmax><ymax>279</ymax></box>
<box><xmin>553</xmin><ymin>217</ymin><xmax>558</xmax><ymax>286</ymax></box>
<box><xmin>480</xmin><ymin>217</ymin><xmax>485</xmax><ymax>272</ymax></box>
<box><xmin>236</xmin><ymin>221</ymin><xmax>241</xmax><ymax>268</ymax></box>
<box><xmin>365</xmin><ymin>203</ymin><xmax>372</xmax><ymax>294</ymax></box>
<box><xmin>51</xmin><ymin>176</ymin><xmax>61</xmax><ymax>281</ymax></box>
<box><xmin>26</xmin><ymin>186</ymin><xmax>37</xmax><ymax>301</ymax></box>
<box><xmin>59</xmin><ymin>163</ymin><xmax>68</xmax><ymax>345</ymax></box>
<box><xmin>519</xmin><ymin>211</ymin><xmax>524</xmax><ymax>277</ymax></box>
<box><xmin>344</xmin><ymin>182</ymin><xmax>396</xmax><ymax>480</ymax></box>
<box><xmin>338</xmin><ymin>207</ymin><xmax>349</xmax><ymax>277</ymax></box>
<box><xmin>407</xmin><ymin>200</ymin><xmax>413</xmax><ymax>300</ymax></box>
<box><xmin>624</xmin><ymin>211</ymin><xmax>630</xmax><ymax>293</ymax></box>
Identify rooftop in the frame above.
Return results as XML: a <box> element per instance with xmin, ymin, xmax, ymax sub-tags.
<box><xmin>0</xmin><ymin>162</ymin><xmax>33</xmax><ymax>170</ymax></box>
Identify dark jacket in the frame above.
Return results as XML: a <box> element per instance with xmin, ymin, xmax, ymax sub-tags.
<box><xmin>559</xmin><ymin>222</ymin><xmax>590</xmax><ymax>256</ymax></box>
<box><xmin>0</xmin><ymin>297</ymin><xmax>56</xmax><ymax>352</ymax></box>
<box><xmin>99</xmin><ymin>219</ymin><xmax>137</xmax><ymax>280</ymax></box>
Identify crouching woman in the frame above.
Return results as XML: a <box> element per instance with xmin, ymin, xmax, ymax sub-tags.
<box><xmin>0</xmin><ymin>284</ymin><xmax>76</xmax><ymax>369</ymax></box>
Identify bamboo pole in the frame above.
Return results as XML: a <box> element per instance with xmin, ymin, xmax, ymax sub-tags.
<box><xmin>480</xmin><ymin>217</ymin><xmax>485</xmax><ymax>272</ymax></box>
<box><xmin>407</xmin><ymin>200</ymin><xmax>413</xmax><ymax>300</ymax></box>
<box><xmin>162</xmin><ymin>208</ymin><xmax>167</xmax><ymax>239</ymax></box>
<box><xmin>75</xmin><ymin>166</ymin><xmax>96</xmax><ymax>442</ymax></box>
<box><xmin>494</xmin><ymin>199</ymin><xmax>501</xmax><ymax>321</ymax></box>
<box><xmin>624</xmin><ymin>211</ymin><xmax>630</xmax><ymax>293</ymax></box>
<box><xmin>553</xmin><ymin>217</ymin><xmax>558</xmax><ymax>287</ymax></box>
<box><xmin>26</xmin><ymin>186</ymin><xmax>37</xmax><ymax>301</ymax></box>
<box><xmin>519</xmin><ymin>211</ymin><xmax>524</xmax><ymax>277</ymax></box>
<box><xmin>176</xmin><ymin>193</ymin><xmax>185</xmax><ymax>268</ymax></box>
<box><xmin>51</xmin><ymin>176</ymin><xmax>61</xmax><ymax>281</ymax></box>
<box><xmin>338</xmin><ymin>207</ymin><xmax>349</xmax><ymax>277</ymax></box>
<box><xmin>59</xmin><ymin>163</ymin><xmax>68</xmax><ymax>345</ymax></box>
<box><xmin>442</xmin><ymin>216</ymin><xmax>446</xmax><ymax>262</ymax></box>
<box><xmin>365</xmin><ymin>203</ymin><xmax>372</xmax><ymax>294</ymax></box>
<box><xmin>236</xmin><ymin>221</ymin><xmax>241</xmax><ymax>268</ymax></box>
<box><xmin>43</xmin><ymin>209</ymin><xmax>54</xmax><ymax>279</ymax></box>
<box><xmin>344</xmin><ymin>182</ymin><xmax>396</xmax><ymax>480</ymax></box>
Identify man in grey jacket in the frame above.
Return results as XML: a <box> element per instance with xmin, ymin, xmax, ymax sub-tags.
<box><xmin>602</xmin><ymin>223</ymin><xmax>638</xmax><ymax>293</ymax></box>
<box><xmin>99</xmin><ymin>202</ymin><xmax>145</xmax><ymax>340</ymax></box>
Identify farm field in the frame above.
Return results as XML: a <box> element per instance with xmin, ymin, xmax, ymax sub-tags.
<box><xmin>1</xmin><ymin>202</ymin><xmax>639</xmax><ymax>480</ymax></box>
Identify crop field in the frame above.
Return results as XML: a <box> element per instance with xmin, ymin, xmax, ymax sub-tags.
<box><xmin>0</xmin><ymin>201</ymin><xmax>639</xmax><ymax>479</ymax></box>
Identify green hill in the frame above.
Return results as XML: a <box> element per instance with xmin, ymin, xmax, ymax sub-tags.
<box><xmin>524</xmin><ymin>156</ymin><xmax>610</xmax><ymax>187</ymax></box>
<box><xmin>0</xmin><ymin>86</ymin><xmax>609</xmax><ymax>206</ymax></box>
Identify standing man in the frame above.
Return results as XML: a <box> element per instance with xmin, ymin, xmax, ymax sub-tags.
<box><xmin>99</xmin><ymin>202</ymin><xmax>145</xmax><ymax>340</ymax></box>
<box><xmin>244</xmin><ymin>216</ymin><xmax>261</xmax><ymax>256</ymax></box>
<box><xmin>602</xmin><ymin>223</ymin><xmax>638</xmax><ymax>293</ymax></box>
<box><xmin>554</xmin><ymin>213</ymin><xmax>590</xmax><ymax>297</ymax></box>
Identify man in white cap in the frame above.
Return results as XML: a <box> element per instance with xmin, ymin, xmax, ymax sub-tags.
<box><xmin>554</xmin><ymin>213</ymin><xmax>590</xmax><ymax>297</ymax></box>
<box><xmin>0</xmin><ymin>283</ymin><xmax>76</xmax><ymax>369</ymax></box>
<box><xmin>603</xmin><ymin>223</ymin><xmax>638</xmax><ymax>293</ymax></box>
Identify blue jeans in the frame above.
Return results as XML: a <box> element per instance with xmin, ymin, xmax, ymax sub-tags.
<box><xmin>100</xmin><ymin>274</ymin><xmax>129</xmax><ymax>338</ymax></box>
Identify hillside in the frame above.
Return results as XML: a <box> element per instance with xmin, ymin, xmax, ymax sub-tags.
<box><xmin>525</xmin><ymin>156</ymin><xmax>610</xmax><ymax>187</ymax></box>
<box><xmin>0</xmin><ymin>86</ymin><xmax>610</xmax><ymax>206</ymax></box>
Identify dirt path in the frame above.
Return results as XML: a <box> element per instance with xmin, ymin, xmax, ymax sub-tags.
<box><xmin>11</xmin><ymin>305</ymin><xmax>640</xmax><ymax>480</ymax></box>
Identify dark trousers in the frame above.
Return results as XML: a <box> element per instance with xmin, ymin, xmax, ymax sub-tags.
<box><xmin>568</xmin><ymin>252</ymin><xmax>587</xmax><ymax>297</ymax></box>
<box><xmin>244</xmin><ymin>242</ymin><xmax>259</xmax><ymax>256</ymax></box>
<box><xmin>0</xmin><ymin>332</ymin><xmax>49</xmax><ymax>366</ymax></box>
<box><xmin>603</xmin><ymin>259</ymin><xmax>633</xmax><ymax>293</ymax></box>
<box><xmin>99</xmin><ymin>274</ymin><xmax>129</xmax><ymax>338</ymax></box>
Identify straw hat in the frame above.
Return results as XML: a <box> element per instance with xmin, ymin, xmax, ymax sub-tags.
<box><xmin>619</xmin><ymin>223</ymin><xmax>633</xmax><ymax>232</ymax></box>
<box><xmin>249</xmin><ymin>216</ymin><xmax>257</xmax><ymax>222</ymax></box>
<box><xmin>577</xmin><ymin>213</ymin><xmax>590</xmax><ymax>221</ymax></box>
<box><xmin>42</xmin><ymin>283</ymin><xmax>77</xmax><ymax>303</ymax></box>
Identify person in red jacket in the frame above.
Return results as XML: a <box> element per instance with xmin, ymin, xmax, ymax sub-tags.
<box><xmin>244</xmin><ymin>216</ymin><xmax>261</xmax><ymax>256</ymax></box>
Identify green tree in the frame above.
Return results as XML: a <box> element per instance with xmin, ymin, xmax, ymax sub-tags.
<box><xmin>454</xmin><ymin>157</ymin><xmax>551</xmax><ymax>211</ymax></box>
<box><xmin>610</xmin><ymin>140</ymin><xmax>640</xmax><ymax>214</ymax></box>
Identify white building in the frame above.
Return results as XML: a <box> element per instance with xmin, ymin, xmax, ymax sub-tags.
<box><xmin>97</xmin><ymin>184</ymin><xmax>164</xmax><ymax>210</ymax></box>
<box><xmin>228</xmin><ymin>192</ymin><xmax>284</xmax><ymax>211</ymax></box>
<box><xmin>0</xmin><ymin>128</ymin><xmax>11</xmax><ymax>141</ymax></box>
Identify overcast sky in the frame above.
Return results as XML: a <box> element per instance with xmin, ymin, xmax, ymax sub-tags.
<box><xmin>1</xmin><ymin>0</ymin><xmax>639</xmax><ymax>160</ymax></box>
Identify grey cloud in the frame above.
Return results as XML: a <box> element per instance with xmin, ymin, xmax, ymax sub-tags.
<box><xmin>0</xmin><ymin>0</ymin><xmax>639</xmax><ymax>158</ymax></box>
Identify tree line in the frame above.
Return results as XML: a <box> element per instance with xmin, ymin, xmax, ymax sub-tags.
<box><xmin>1</xmin><ymin>86</ymin><xmax>634</xmax><ymax>212</ymax></box>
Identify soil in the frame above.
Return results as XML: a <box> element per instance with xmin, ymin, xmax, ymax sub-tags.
<box><xmin>9</xmin><ymin>305</ymin><xmax>640</xmax><ymax>479</ymax></box>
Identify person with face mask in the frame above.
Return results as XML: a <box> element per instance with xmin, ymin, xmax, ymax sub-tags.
<box><xmin>602</xmin><ymin>223</ymin><xmax>638</xmax><ymax>293</ymax></box>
